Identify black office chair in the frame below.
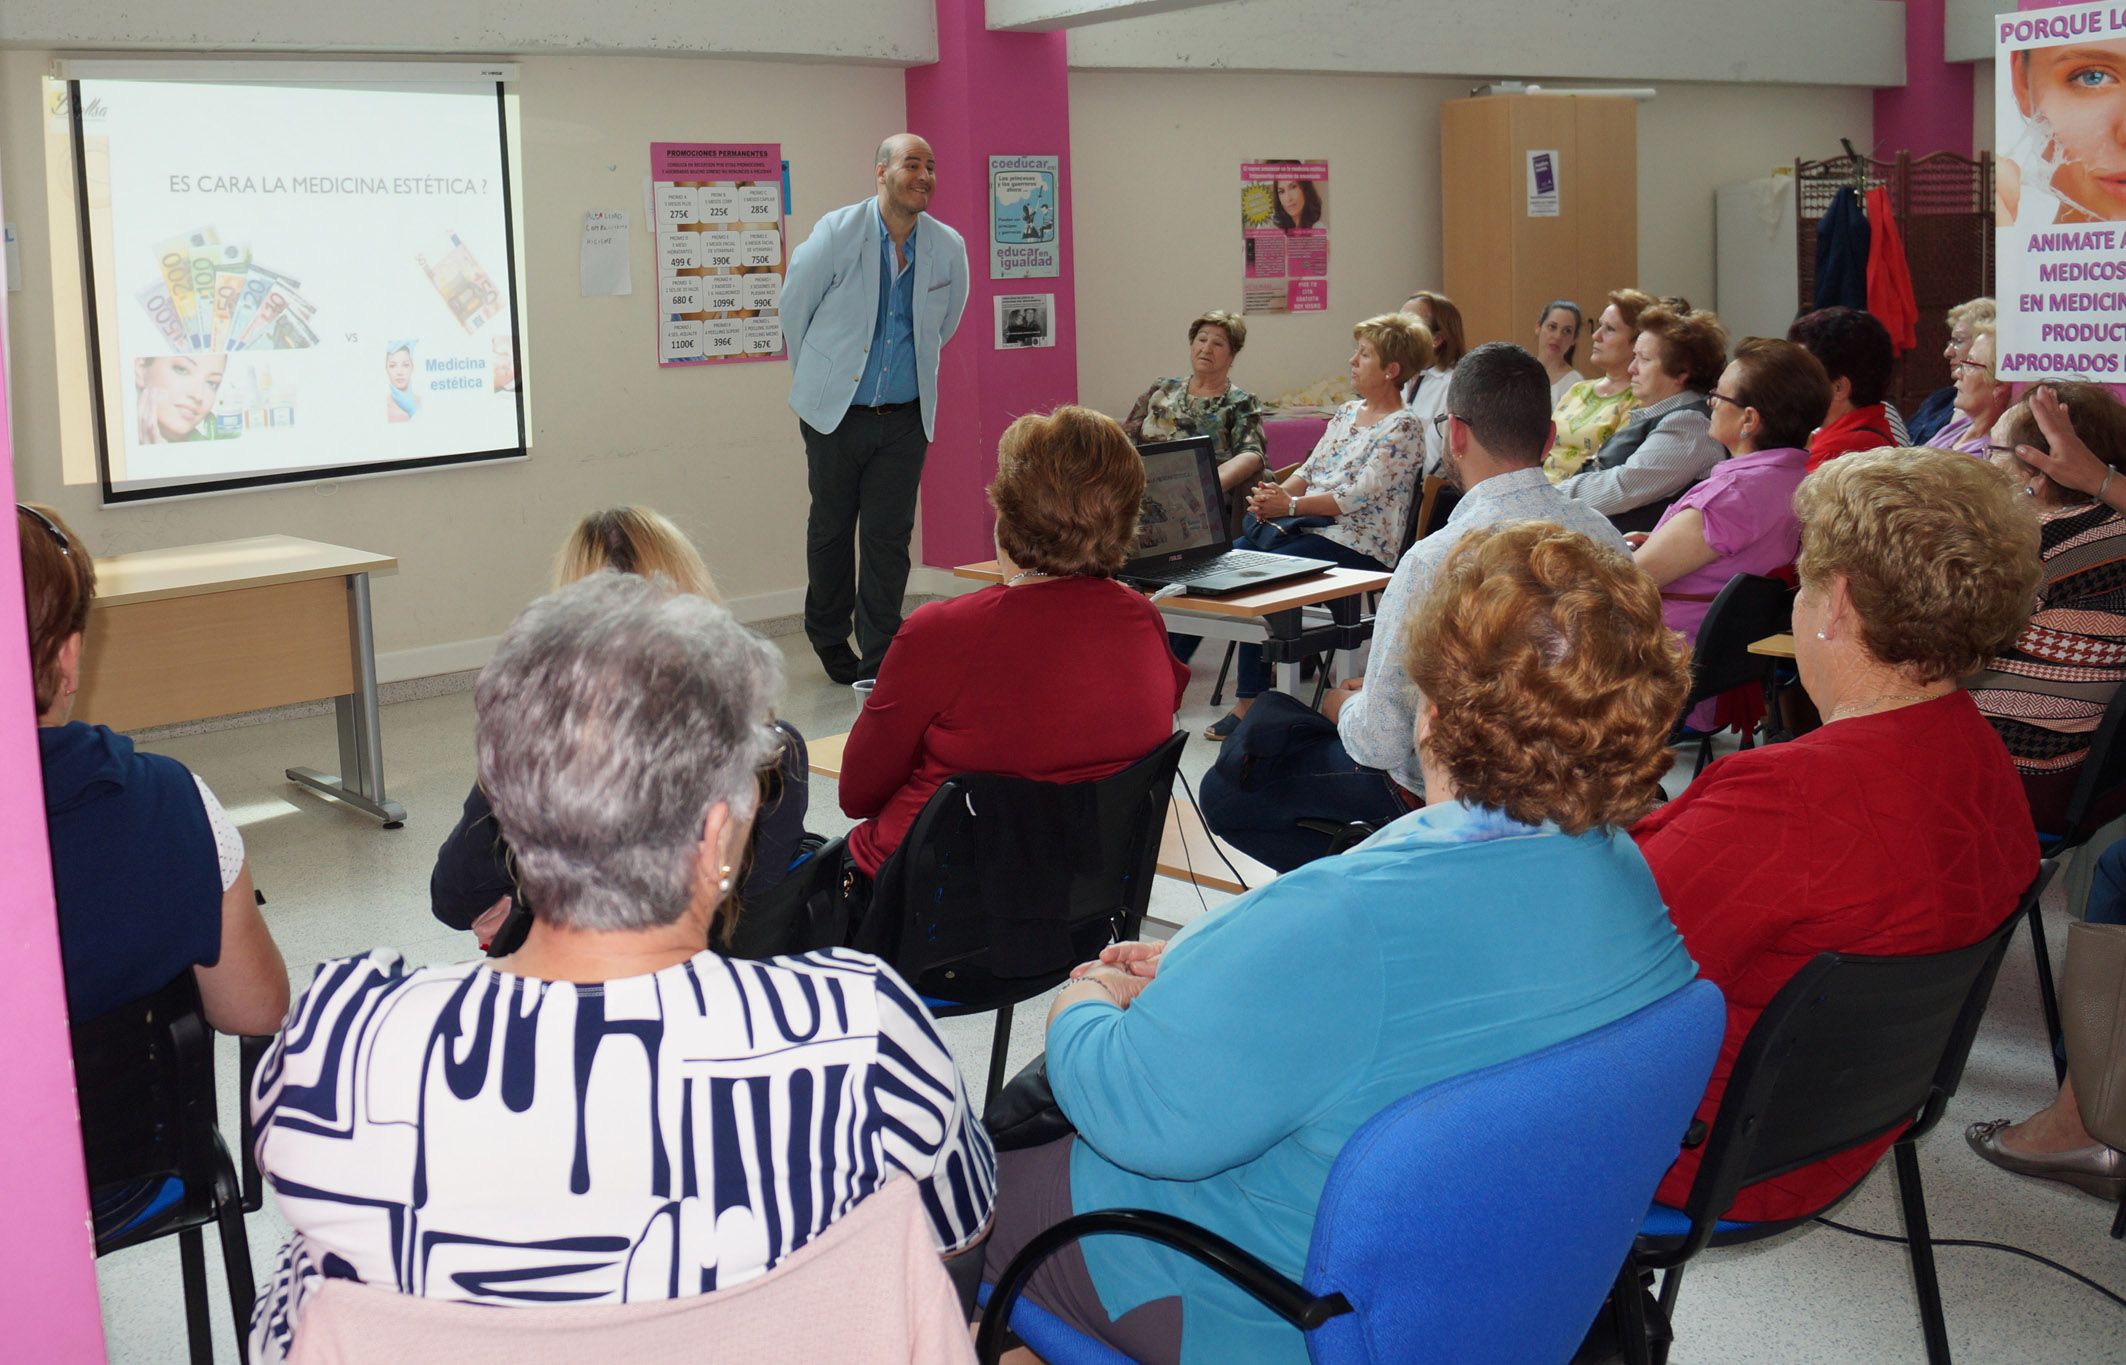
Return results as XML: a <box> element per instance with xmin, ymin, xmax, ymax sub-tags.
<box><xmin>1675</xmin><ymin>572</ymin><xmax>1794</xmax><ymax>776</ymax></box>
<box><xmin>2029</xmin><ymin>682</ymin><xmax>2126</xmax><ymax>1082</ymax></box>
<box><xmin>73</xmin><ymin>972</ymin><xmax>270</xmax><ymax>1365</ymax></box>
<box><xmin>855</xmin><ymin>732</ymin><xmax>1188</xmax><ymax>1107</ymax></box>
<box><xmin>1619</xmin><ymin>864</ymin><xmax>2054</xmax><ymax>1365</ymax></box>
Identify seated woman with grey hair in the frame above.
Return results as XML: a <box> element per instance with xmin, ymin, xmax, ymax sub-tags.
<box><xmin>247</xmin><ymin>574</ymin><xmax>996</xmax><ymax>1363</ymax></box>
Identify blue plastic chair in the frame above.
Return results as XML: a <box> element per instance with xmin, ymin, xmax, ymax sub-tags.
<box><xmin>976</xmin><ymin>978</ymin><xmax>1726</xmax><ymax>1365</ymax></box>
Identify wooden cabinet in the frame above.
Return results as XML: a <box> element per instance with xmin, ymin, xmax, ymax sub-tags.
<box><xmin>1440</xmin><ymin>94</ymin><xmax>1637</xmax><ymax>352</ymax></box>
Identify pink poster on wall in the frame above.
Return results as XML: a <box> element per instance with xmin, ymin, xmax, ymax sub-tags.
<box><xmin>1241</xmin><ymin>159</ymin><xmax>1328</xmax><ymax>314</ymax></box>
<box><xmin>651</xmin><ymin>142</ymin><xmax>787</xmax><ymax>367</ymax></box>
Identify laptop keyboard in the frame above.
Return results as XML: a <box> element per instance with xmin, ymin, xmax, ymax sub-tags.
<box><xmin>1154</xmin><ymin>549</ymin><xmax>1309</xmax><ymax>584</ymax></box>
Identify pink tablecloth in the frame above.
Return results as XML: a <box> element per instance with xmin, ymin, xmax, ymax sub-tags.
<box><xmin>1263</xmin><ymin>415</ymin><xmax>1330</xmax><ymax>472</ymax></box>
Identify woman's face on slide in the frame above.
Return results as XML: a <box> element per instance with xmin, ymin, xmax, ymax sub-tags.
<box><xmin>1590</xmin><ymin>305</ymin><xmax>1632</xmax><ymax>370</ymax></box>
<box><xmin>2018</xmin><ymin>42</ymin><xmax>2126</xmax><ymax>217</ymax></box>
<box><xmin>136</xmin><ymin>355</ymin><xmax>228</xmax><ymax>440</ymax></box>
<box><xmin>386</xmin><ymin>348</ymin><xmax>415</xmax><ymax>391</ymax></box>
<box><xmin>1537</xmin><ymin>307</ymin><xmax>1578</xmax><ymax>363</ymax></box>
<box><xmin>1189</xmin><ymin>324</ymin><xmax>1234</xmax><ymax>378</ymax></box>
<box><xmin>1277</xmin><ymin>180</ymin><xmax>1307</xmax><ymax>219</ymax></box>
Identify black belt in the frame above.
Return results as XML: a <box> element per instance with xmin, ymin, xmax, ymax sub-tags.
<box><xmin>854</xmin><ymin>400</ymin><xmax>918</xmax><ymax>414</ymax></box>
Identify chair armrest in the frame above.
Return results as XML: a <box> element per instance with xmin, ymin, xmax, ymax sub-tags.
<box><xmin>975</xmin><ymin>1209</ymin><xmax>1350</xmax><ymax>1364</ymax></box>
<box><xmin>239</xmin><ymin>1033</ymin><xmax>271</xmax><ymax>1213</ymax></box>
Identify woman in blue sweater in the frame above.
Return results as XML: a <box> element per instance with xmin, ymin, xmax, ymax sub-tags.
<box><xmin>982</xmin><ymin>521</ymin><xmax>1700</xmax><ymax>1365</ymax></box>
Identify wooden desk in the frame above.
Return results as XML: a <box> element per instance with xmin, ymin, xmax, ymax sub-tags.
<box><xmin>804</xmin><ymin>731</ymin><xmax>1273</xmax><ymax>895</ymax></box>
<box><xmin>952</xmin><ymin>560</ymin><xmax>1391</xmax><ymax>696</ymax></box>
<box><xmin>75</xmin><ymin>535</ymin><xmax>405</xmax><ymax>825</ymax></box>
<box><xmin>1748</xmin><ymin>633</ymin><xmax>1797</xmax><ymax>660</ymax></box>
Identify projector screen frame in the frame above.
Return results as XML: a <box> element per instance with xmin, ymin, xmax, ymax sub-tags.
<box><xmin>65</xmin><ymin>62</ymin><xmax>530</xmax><ymax>506</ymax></box>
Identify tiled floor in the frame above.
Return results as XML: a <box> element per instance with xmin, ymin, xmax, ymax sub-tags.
<box><xmin>89</xmin><ymin>636</ymin><xmax>2126</xmax><ymax>1362</ymax></box>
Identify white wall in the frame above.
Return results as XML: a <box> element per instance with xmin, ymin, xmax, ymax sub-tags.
<box><xmin>1069</xmin><ymin>70</ymin><xmax>1874</xmax><ymax>422</ymax></box>
<box><xmin>0</xmin><ymin>51</ymin><xmax>905</xmax><ymax>677</ymax></box>
<box><xmin>3</xmin><ymin>38</ymin><xmax>1882</xmax><ymax>678</ymax></box>
<box><xmin>1636</xmin><ymin>80</ymin><xmax>1876</xmax><ymax>309</ymax></box>
<box><xmin>1068</xmin><ymin>69</ymin><xmax>1451</xmax><ymax>419</ymax></box>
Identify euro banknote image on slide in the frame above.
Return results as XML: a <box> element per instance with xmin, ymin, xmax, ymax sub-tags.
<box><xmin>69</xmin><ymin>70</ymin><xmax>526</xmax><ymax>500</ymax></box>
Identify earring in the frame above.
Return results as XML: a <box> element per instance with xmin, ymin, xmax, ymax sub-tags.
<box><xmin>1815</xmin><ymin>631</ymin><xmax>1828</xmax><ymax>641</ymax></box>
<box><xmin>717</xmin><ymin>863</ymin><xmax>733</xmax><ymax>894</ymax></box>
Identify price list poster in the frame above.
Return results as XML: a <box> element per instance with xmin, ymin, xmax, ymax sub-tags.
<box><xmin>1241</xmin><ymin>160</ymin><xmax>1329</xmax><ymax>315</ymax></box>
<box><xmin>652</xmin><ymin>142</ymin><xmax>786</xmax><ymax>366</ymax></box>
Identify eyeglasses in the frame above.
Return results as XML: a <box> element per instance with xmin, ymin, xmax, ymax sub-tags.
<box><xmin>1985</xmin><ymin>443</ymin><xmax>2020</xmax><ymax>459</ymax></box>
<box><xmin>1432</xmin><ymin>412</ymin><xmax>1460</xmax><ymax>441</ymax></box>
<box><xmin>15</xmin><ymin>503</ymin><xmax>70</xmax><ymax>557</ymax></box>
<box><xmin>1953</xmin><ymin>359</ymin><xmax>1990</xmax><ymax>375</ymax></box>
<box><xmin>1706</xmin><ymin>391</ymin><xmax>1745</xmax><ymax>409</ymax></box>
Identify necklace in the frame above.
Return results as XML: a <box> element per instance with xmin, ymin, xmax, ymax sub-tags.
<box><xmin>1825</xmin><ymin>689</ymin><xmax>1944</xmax><ymax>723</ymax></box>
<box><xmin>1005</xmin><ymin>569</ymin><xmax>1051</xmax><ymax>586</ymax></box>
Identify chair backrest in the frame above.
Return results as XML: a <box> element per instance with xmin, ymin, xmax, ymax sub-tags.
<box><xmin>1299</xmin><ymin>980</ymin><xmax>1725</xmax><ymax>1365</ymax></box>
<box><xmin>69</xmin><ymin>971</ymin><xmax>227</xmax><ymax>1248</ymax></box>
<box><xmin>1414</xmin><ymin>474</ymin><xmax>1460</xmax><ymax>544</ymax></box>
<box><xmin>1683</xmin><ymin>573</ymin><xmax>1793</xmax><ymax>709</ymax></box>
<box><xmin>286</xmin><ymin>1176</ymin><xmax>975</xmax><ymax>1365</ymax></box>
<box><xmin>2056</xmin><ymin>679</ymin><xmax>2126</xmax><ymax>848</ymax></box>
<box><xmin>1674</xmin><ymin>873</ymin><xmax>2042</xmax><ymax>1236</ymax></box>
<box><xmin>869</xmin><ymin>732</ymin><xmax>1188</xmax><ymax>1009</ymax></box>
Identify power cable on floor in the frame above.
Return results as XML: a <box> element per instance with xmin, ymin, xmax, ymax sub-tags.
<box><xmin>1811</xmin><ymin>1215</ymin><xmax>2126</xmax><ymax>1311</ymax></box>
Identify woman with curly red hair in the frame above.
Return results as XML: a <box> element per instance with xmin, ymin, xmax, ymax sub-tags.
<box><xmin>839</xmin><ymin>405</ymin><xmax>1187</xmax><ymax>880</ymax></box>
<box><xmin>980</xmin><ymin>521</ymin><xmax>1698</xmax><ymax>1364</ymax></box>
<box><xmin>1638</xmin><ymin>446</ymin><xmax>2041</xmax><ymax>1222</ymax></box>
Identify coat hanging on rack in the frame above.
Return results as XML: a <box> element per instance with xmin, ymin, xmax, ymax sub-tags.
<box><xmin>1864</xmin><ymin>186</ymin><xmax>1918</xmax><ymax>353</ymax></box>
<box><xmin>1813</xmin><ymin>186</ymin><xmax>1870</xmax><ymax>311</ymax></box>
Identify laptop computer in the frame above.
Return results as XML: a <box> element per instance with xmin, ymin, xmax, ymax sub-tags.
<box><xmin>1120</xmin><ymin>436</ymin><xmax>1335</xmax><ymax>595</ymax></box>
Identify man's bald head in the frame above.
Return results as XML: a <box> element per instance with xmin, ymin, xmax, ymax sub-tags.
<box><xmin>877</xmin><ymin>133</ymin><xmax>932</xmax><ymax>167</ymax></box>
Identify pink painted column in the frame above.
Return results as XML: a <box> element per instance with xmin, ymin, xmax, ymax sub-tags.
<box><xmin>1875</xmin><ymin>0</ymin><xmax>1974</xmax><ymax>158</ymax></box>
<box><xmin>0</xmin><ymin>171</ymin><xmax>108</xmax><ymax>1353</ymax></box>
<box><xmin>907</xmin><ymin>0</ymin><xmax>1078</xmax><ymax>567</ymax></box>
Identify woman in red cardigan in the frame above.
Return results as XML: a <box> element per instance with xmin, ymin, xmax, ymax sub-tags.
<box><xmin>1635</xmin><ymin>446</ymin><xmax>2042</xmax><ymax>1222</ymax></box>
<box><xmin>840</xmin><ymin>405</ymin><xmax>1188</xmax><ymax>880</ymax></box>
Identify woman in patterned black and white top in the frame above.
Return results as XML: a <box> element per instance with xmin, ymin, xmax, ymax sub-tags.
<box><xmin>248</xmin><ymin>574</ymin><xmax>995</xmax><ymax>1362</ymax></box>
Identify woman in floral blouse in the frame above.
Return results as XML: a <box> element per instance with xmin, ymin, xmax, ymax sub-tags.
<box><xmin>1202</xmin><ymin>312</ymin><xmax>1430</xmax><ymax>739</ymax></box>
<box><xmin>1123</xmin><ymin>310</ymin><xmax>1268</xmax><ymax>505</ymax></box>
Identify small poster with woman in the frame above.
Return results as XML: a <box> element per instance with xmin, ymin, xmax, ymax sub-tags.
<box><xmin>1240</xmin><ymin>159</ymin><xmax>1329</xmax><ymax>314</ymax></box>
<box><xmin>1994</xmin><ymin>2</ymin><xmax>2126</xmax><ymax>380</ymax></box>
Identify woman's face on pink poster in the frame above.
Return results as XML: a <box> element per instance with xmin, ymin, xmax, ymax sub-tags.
<box><xmin>1277</xmin><ymin>180</ymin><xmax>1307</xmax><ymax>220</ymax></box>
<box><xmin>2016</xmin><ymin>41</ymin><xmax>2126</xmax><ymax>217</ymax></box>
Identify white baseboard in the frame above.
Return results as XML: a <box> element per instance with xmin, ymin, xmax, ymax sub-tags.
<box><xmin>374</xmin><ymin>572</ymin><xmax>977</xmax><ymax>686</ymax></box>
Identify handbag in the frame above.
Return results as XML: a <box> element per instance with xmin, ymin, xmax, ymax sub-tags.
<box><xmin>983</xmin><ymin>1051</ymin><xmax>1078</xmax><ymax>1151</ymax></box>
<box><xmin>1237</xmin><ymin>509</ymin><xmax>1335</xmax><ymax>551</ymax></box>
<box><xmin>2063</xmin><ymin>920</ymin><xmax>2126</xmax><ymax>1150</ymax></box>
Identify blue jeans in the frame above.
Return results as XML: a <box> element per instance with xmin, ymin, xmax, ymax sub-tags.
<box><xmin>1173</xmin><ymin>534</ymin><xmax>1386</xmax><ymax>698</ymax></box>
<box><xmin>1199</xmin><ymin>692</ymin><xmax>1408</xmax><ymax>871</ymax></box>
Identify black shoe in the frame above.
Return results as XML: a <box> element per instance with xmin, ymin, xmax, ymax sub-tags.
<box><xmin>817</xmin><ymin>648</ymin><xmax>863</xmax><ymax>686</ymax></box>
<box><xmin>855</xmin><ymin>653</ymin><xmax>886</xmax><ymax>682</ymax></box>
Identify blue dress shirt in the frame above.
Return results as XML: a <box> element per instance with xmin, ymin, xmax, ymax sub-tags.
<box><xmin>855</xmin><ymin>204</ymin><xmax>920</xmax><ymax>406</ymax></box>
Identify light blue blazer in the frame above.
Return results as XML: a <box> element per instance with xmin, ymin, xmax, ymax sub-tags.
<box><xmin>782</xmin><ymin>199</ymin><xmax>969</xmax><ymax>440</ymax></box>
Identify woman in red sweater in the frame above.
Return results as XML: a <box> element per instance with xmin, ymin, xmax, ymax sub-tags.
<box><xmin>840</xmin><ymin>405</ymin><xmax>1188</xmax><ymax>880</ymax></box>
<box><xmin>1636</xmin><ymin>446</ymin><xmax>2042</xmax><ymax>1222</ymax></box>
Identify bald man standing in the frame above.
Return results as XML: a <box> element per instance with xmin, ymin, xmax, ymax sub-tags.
<box><xmin>782</xmin><ymin>134</ymin><xmax>970</xmax><ymax>684</ymax></box>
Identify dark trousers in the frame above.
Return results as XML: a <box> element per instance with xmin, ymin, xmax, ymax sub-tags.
<box><xmin>802</xmin><ymin>407</ymin><xmax>927</xmax><ymax>664</ymax></box>
<box><xmin>1199</xmin><ymin>692</ymin><xmax>1408</xmax><ymax>871</ymax></box>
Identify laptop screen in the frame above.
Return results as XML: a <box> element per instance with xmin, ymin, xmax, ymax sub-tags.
<box><xmin>1134</xmin><ymin>437</ymin><xmax>1227</xmax><ymax>559</ymax></box>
